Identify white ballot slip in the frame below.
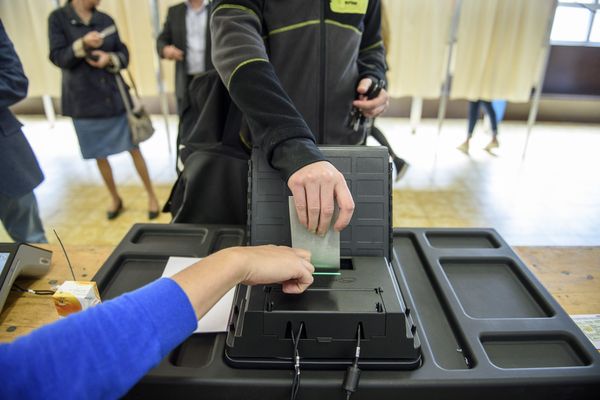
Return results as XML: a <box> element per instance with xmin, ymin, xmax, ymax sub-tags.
<box><xmin>289</xmin><ymin>196</ymin><xmax>340</xmax><ymax>273</ymax></box>
<box><xmin>162</xmin><ymin>257</ymin><xmax>235</xmax><ymax>333</ymax></box>
<box><xmin>99</xmin><ymin>25</ymin><xmax>117</xmax><ymax>38</ymax></box>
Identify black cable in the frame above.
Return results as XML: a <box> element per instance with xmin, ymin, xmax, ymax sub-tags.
<box><xmin>343</xmin><ymin>324</ymin><xmax>362</xmax><ymax>400</ymax></box>
<box><xmin>53</xmin><ymin>229</ymin><xmax>76</xmax><ymax>281</ymax></box>
<box><xmin>290</xmin><ymin>322</ymin><xmax>304</xmax><ymax>400</ymax></box>
<box><xmin>12</xmin><ymin>283</ymin><xmax>55</xmax><ymax>296</ymax></box>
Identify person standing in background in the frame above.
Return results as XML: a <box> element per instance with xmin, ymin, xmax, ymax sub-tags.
<box><xmin>458</xmin><ymin>100</ymin><xmax>500</xmax><ymax>154</ymax></box>
<box><xmin>156</xmin><ymin>0</ymin><xmax>212</xmax><ymax>115</ymax></box>
<box><xmin>48</xmin><ymin>0</ymin><xmax>160</xmax><ymax>220</ymax></box>
<box><xmin>0</xmin><ymin>20</ymin><xmax>47</xmax><ymax>243</ymax></box>
<box><xmin>210</xmin><ymin>0</ymin><xmax>390</xmax><ymax>236</ymax></box>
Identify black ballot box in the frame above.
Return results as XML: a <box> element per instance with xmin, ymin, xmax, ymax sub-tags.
<box><xmin>93</xmin><ymin>224</ymin><xmax>600</xmax><ymax>400</ymax></box>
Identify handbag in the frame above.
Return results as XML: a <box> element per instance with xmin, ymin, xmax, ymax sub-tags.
<box><xmin>165</xmin><ymin>70</ymin><xmax>250</xmax><ymax>225</ymax></box>
<box><xmin>115</xmin><ymin>69</ymin><xmax>155</xmax><ymax>145</ymax></box>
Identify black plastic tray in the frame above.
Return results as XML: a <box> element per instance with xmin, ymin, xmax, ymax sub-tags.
<box><xmin>92</xmin><ymin>224</ymin><xmax>600</xmax><ymax>399</ymax></box>
<box><xmin>93</xmin><ymin>224</ymin><xmax>245</xmax><ymax>300</ymax></box>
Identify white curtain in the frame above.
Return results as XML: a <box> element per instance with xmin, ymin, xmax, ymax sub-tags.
<box><xmin>99</xmin><ymin>0</ymin><xmax>182</xmax><ymax>96</ymax></box>
<box><xmin>98</xmin><ymin>0</ymin><xmax>156</xmax><ymax>96</ymax></box>
<box><xmin>2</xmin><ymin>0</ymin><xmax>554</xmax><ymax>104</ymax></box>
<box><xmin>450</xmin><ymin>0</ymin><xmax>554</xmax><ymax>102</ymax></box>
<box><xmin>382</xmin><ymin>0</ymin><xmax>454</xmax><ymax>99</ymax></box>
<box><xmin>0</xmin><ymin>0</ymin><xmax>61</xmax><ymax>97</ymax></box>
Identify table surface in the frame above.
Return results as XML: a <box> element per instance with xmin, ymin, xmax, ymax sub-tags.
<box><xmin>1</xmin><ymin>244</ymin><xmax>599</xmax><ymax>343</ymax></box>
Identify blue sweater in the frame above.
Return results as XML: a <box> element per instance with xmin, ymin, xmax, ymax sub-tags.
<box><xmin>0</xmin><ymin>278</ymin><xmax>197</xmax><ymax>399</ymax></box>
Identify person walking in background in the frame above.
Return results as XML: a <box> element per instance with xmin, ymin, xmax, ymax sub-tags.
<box><xmin>0</xmin><ymin>20</ymin><xmax>47</xmax><ymax>243</ymax></box>
<box><xmin>48</xmin><ymin>0</ymin><xmax>160</xmax><ymax>220</ymax></box>
<box><xmin>370</xmin><ymin>124</ymin><xmax>409</xmax><ymax>181</ymax></box>
<box><xmin>156</xmin><ymin>0</ymin><xmax>212</xmax><ymax>115</ymax></box>
<box><xmin>458</xmin><ymin>100</ymin><xmax>500</xmax><ymax>154</ymax></box>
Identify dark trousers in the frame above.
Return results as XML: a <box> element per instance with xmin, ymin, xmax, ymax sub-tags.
<box><xmin>0</xmin><ymin>191</ymin><xmax>47</xmax><ymax>243</ymax></box>
<box><xmin>370</xmin><ymin>125</ymin><xmax>401</xmax><ymax>161</ymax></box>
<box><xmin>176</xmin><ymin>75</ymin><xmax>196</xmax><ymax>116</ymax></box>
<box><xmin>468</xmin><ymin>100</ymin><xmax>497</xmax><ymax>137</ymax></box>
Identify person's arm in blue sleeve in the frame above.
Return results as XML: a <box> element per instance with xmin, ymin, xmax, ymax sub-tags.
<box><xmin>0</xmin><ymin>246</ymin><xmax>314</xmax><ymax>400</ymax></box>
<box><xmin>0</xmin><ymin>20</ymin><xmax>28</xmax><ymax>109</ymax></box>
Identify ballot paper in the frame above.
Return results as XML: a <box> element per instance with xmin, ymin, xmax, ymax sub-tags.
<box><xmin>99</xmin><ymin>25</ymin><xmax>117</xmax><ymax>38</ymax></box>
<box><xmin>161</xmin><ymin>257</ymin><xmax>235</xmax><ymax>333</ymax></box>
<box><xmin>571</xmin><ymin>314</ymin><xmax>600</xmax><ymax>350</ymax></box>
<box><xmin>289</xmin><ymin>197</ymin><xmax>340</xmax><ymax>274</ymax></box>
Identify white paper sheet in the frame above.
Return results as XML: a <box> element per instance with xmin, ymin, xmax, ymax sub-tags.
<box><xmin>571</xmin><ymin>314</ymin><xmax>600</xmax><ymax>350</ymax></box>
<box><xmin>289</xmin><ymin>196</ymin><xmax>340</xmax><ymax>271</ymax></box>
<box><xmin>162</xmin><ymin>257</ymin><xmax>235</xmax><ymax>333</ymax></box>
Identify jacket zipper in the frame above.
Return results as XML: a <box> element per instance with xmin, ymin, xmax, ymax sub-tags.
<box><xmin>319</xmin><ymin>0</ymin><xmax>326</xmax><ymax>143</ymax></box>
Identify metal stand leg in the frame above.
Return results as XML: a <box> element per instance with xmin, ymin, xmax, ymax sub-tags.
<box><xmin>42</xmin><ymin>95</ymin><xmax>56</xmax><ymax>128</ymax></box>
<box><xmin>522</xmin><ymin>0</ymin><xmax>557</xmax><ymax>161</ymax></box>
<box><xmin>410</xmin><ymin>97</ymin><xmax>422</xmax><ymax>135</ymax></box>
<box><xmin>148</xmin><ymin>0</ymin><xmax>173</xmax><ymax>156</ymax></box>
<box><xmin>436</xmin><ymin>0</ymin><xmax>462</xmax><ymax>136</ymax></box>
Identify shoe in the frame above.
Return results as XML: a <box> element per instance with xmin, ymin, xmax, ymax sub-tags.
<box><xmin>457</xmin><ymin>140</ymin><xmax>470</xmax><ymax>153</ymax></box>
<box><xmin>107</xmin><ymin>199</ymin><xmax>123</xmax><ymax>220</ymax></box>
<box><xmin>148</xmin><ymin>210</ymin><xmax>160</xmax><ymax>220</ymax></box>
<box><xmin>484</xmin><ymin>138</ymin><xmax>499</xmax><ymax>152</ymax></box>
<box><xmin>393</xmin><ymin>157</ymin><xmax>410</xmax><ymax>182</ymax></box>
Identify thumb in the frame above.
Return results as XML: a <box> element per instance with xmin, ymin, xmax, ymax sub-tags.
<box><xmin>357</xmin><ymin>78</ymin><xmax>372</xmax><ymax>94</ymax></box>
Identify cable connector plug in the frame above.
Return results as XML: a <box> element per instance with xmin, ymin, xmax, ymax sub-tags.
<box><xmin>343</xmin><ymin>324</ymin><xmax>362</xmax><ymax>399</ymax></box>
<box><xmin>342</xmin><ymin>363</ymin><xmax>361</xmax><ymax>400</ymax></box>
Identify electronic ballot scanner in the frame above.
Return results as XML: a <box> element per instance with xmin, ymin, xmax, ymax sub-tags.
<box><xmin>224</xmin><ymin>146</ymin><xmax>422</xmax><ymax>369</ymax></box>
<box><xmin>0</xmin><ymin>243</ymin><xmax>52</xmax><ymax>312</ymax></box>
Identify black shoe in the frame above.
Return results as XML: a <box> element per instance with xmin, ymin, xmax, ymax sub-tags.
<box><xmin>148</xmin><ymin>210</ymin><xmax>160</xmax><ymax>220</ymax></box>
<box><xmin>393</xmin><ymin>157</ymin><xmax>410</xmax><ymax>182</ymax></box>
<box><xmin>107</xmin><ymin>199</ymin><xmax>123</xmax><ymax>220</ymax></box>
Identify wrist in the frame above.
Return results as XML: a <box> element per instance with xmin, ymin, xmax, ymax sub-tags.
<box><xmin>73</xmin><ymin>38</ymin><xmax>86</xmax><ymax>58</ymax></box>
<box><xmin>214</xmin><ymin>247</ymin><xmax>247</xmax><ymax>285</ymax></box>
<box><xmin>106</xmin><ymin>53</ymin><xmax>121</xmax><ymax>73</ymax></box>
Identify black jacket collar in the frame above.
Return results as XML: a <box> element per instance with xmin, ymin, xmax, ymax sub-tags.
<box><xmin>63</xmin><ymin>3</ymin><xmax>101</xmax><ymax>28</ymax></box>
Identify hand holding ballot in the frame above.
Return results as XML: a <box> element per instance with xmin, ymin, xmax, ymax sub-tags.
<box><xmin>171</xmin><ymin>245</ymin><xmax>315</xmax><ymax>320</ymax></box>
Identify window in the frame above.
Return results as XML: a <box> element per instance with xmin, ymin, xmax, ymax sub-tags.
<box><xmin>590</xmin><ymin>11</ymin><xmax>600</xmax><ymax>41</ymax></box>
<box><xmin>559</xmin><ymin>0</ymin><xmax>594</xmax><ymax>4</ymax></box>
<box><xmin>550</xmin><ymin>1</ymin><xmax>600</xmax><ymax>45</ymax></box>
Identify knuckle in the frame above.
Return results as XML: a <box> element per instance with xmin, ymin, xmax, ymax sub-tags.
<box><xmin>289</xmin><ymin>180</ymin><xmax>304</xmax><ymax>190</ymax></box>
<box><xmin>343</xmin><ymin>202</ymin><xmax>355</xmax><ymax>213</ymax></box>
<box><xmin>322</xmin><ymin>207</ymin><xmax>335</xmax><ymax>217</ymax></box>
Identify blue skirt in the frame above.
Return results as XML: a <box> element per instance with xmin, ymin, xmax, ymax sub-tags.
<box><xmin>72</xmin><ymin>113</ymin><xmax>136</xmax><ymax>159</ymax></box>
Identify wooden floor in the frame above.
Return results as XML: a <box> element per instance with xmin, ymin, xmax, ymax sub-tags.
<box><xmin>1</xmin><ymin>115</ymin><xmax>599</xmax><ymax>247</ymax></box>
